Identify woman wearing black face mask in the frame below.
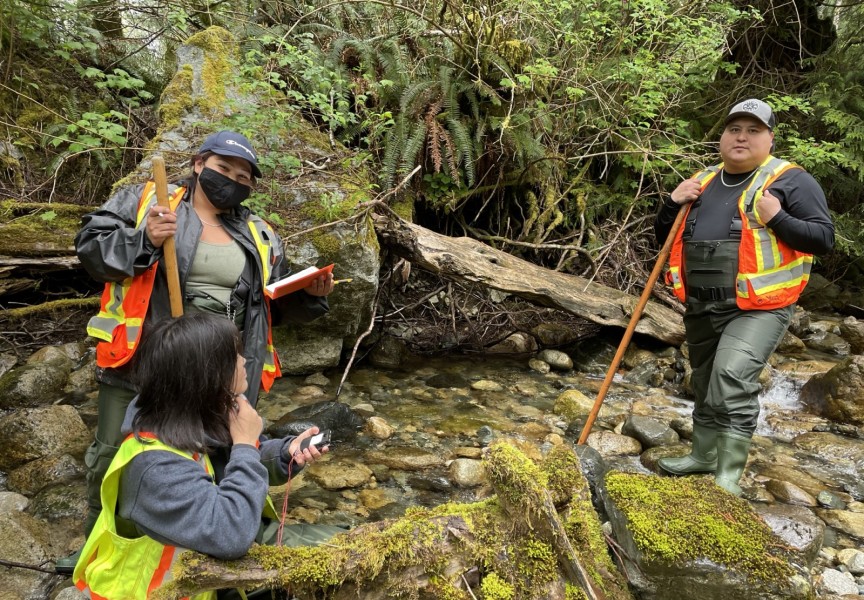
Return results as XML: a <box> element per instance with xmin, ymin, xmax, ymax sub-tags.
<box><xmin>60</xmin><ymin>131</ymin><xmax>335</xmax><ymax>572</ymax></box>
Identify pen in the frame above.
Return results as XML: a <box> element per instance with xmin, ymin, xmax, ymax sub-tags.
<box><xmin>333</xmin><ymin>278</ymin><xmax>353</xmax><ymax>285</ymax></box>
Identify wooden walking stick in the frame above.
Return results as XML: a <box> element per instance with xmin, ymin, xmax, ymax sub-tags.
<box><xmin>577</xmin><ymin>204</ymin><xmax>688</xmax><ymax>445</ymax></box>
<box><xmin>152</xmin><ymin>156</ymin><xmax>184</xmax><ymax>317</ymax></box>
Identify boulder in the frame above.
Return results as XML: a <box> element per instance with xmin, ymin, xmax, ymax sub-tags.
<box><xmin>601</xmin><ymin>472</ymin><xmax>813</xmax><ymax>600</ymax></box>
<box><xmin>8</xmin><ymin>453</ymin><xmax>85</xmax><ymax>496</ymax></box>
<box><xmin>0</xmin><ymin>511</ymin><xmax>62</xmax><ymax>600</ymax></box>
<box><xmin>799</xmin><ymin>355</ymin><xmax>864</xmax><ymax>426</ymax></box>
<box><xmin>621</xmin><ymin>415</ymin><xmax>679</xmax><ymax>449</ymax></box>
<box><xmin>839</xmin><ymin>316</ymin><xmax>864</xmax><ymax>354</ymax></box>
<box><xmin>0</xmin><ymin>361</ymin><xmax>71</xmax><ymax>409</ymax></box>
<box><xmin>0</xmin><ymin>406</ymin><xmax>89</xmax><ymax>470</ymax></box>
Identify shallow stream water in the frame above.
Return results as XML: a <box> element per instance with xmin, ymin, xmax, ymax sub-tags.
<box><xmin>255</xmin><ymin>336</ymin><xmax>858</xmax><ymax>539</ymax></box>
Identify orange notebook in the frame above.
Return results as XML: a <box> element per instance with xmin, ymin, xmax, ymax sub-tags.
<box><xmin>265</xmin><ymin>264</ymin><xmax>334</xmax><ymax>299</ymax></box>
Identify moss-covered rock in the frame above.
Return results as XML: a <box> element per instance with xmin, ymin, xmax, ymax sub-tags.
<box><xmin>601</xmin><ymin>471</ymin><xmax>813</xmax><ymax>600</ymax></box>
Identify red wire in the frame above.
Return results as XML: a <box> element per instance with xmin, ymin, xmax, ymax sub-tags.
<box><xmin>276</xmin><ymin>454</ymin><xmax>297</xmax><ymax>546</ymax></box>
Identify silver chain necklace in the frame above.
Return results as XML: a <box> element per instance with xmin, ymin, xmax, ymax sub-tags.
<box><xmin>193</xmin><ymin>196</ymin><xmax>223</xmax><ymax>227</ymax></box>
<box><xmin>719</xmin><ymin>168</ymin><xmax>756</xmax><ymax>188</ymax></box>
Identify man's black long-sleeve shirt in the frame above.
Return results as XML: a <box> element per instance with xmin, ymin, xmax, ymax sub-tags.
<box><xmin>655</xmin><ymin>167</ymin><xmax>834</xmax><ymax>255</ymax></box>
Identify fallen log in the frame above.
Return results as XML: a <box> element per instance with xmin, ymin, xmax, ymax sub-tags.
<box><xmin>373</xmin><ymin>216</ymin><xmax>685</xmax><ymax>345</ymax></box>
<box><xmin>153</xmin><ymin>443</ymin><xmax>634</xmax><ymax>600</ymax></box>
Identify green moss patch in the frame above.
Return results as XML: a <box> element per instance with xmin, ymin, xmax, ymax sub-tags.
<box><xmin>604</xmin><ymin>471</ymin><xmax>795</xmax><ymax>582</ymax></box>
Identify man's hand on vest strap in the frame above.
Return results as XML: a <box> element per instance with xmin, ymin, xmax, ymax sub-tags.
<box><xmin>756</xmin><ymin>188</ymin><xmax>781</xmax><ymax>223</ymax></box>
<box><xmin>670</xmin><ymin>178</ymin><xmax>702</xmax><ymax>205</ymax></box>
<box><xmin>145</xmin><ymin>205</ymin><xmax>177</xmax><ymax>248</ymax></box>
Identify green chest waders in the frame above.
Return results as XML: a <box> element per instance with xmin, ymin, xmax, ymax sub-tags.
<box><xmin>682</xmin><ymin>240</ymin><xmax>740</xmax><ymax>309</ymax></box>
<box><xmin>657</xmin><ymin>240</ymin><xmax>739</xmax><ymax>478</ymax></box>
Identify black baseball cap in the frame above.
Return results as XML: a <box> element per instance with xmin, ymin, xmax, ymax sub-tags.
<box><xmin>197</xmin><ymin>130</ymin><xmax>262</xmax><ymax>178</ymax></box>
<box><xmin>724</xmin><ymin>99</ymin><xmax>776</xmax><ymax>130</ymax></box>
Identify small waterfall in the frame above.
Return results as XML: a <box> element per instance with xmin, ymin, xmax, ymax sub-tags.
<box><xmin>756</xmin><ymin>371</ymin><xmax>805</xmax><ymax>436</ymax></box>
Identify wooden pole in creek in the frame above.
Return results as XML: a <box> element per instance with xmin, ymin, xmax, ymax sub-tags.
<box><xmin>577</xmin><ymin>204</ymin><xmax>687</xmax><ymax>445</ymax></box>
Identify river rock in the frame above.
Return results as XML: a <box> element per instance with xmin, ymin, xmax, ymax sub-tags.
<box><xmin>425</xmin><ymin>372</ymin><xmax>469</xmax><ymax>389</ymax></box>
<box><xmin>268</xmin><ymin>400</ymin><xmax>364</xmax><ymax>441</ymax></box>
<box><xmin>537</xmin><ymin>349</ymin><xmax>573</xmax><ymax>371</ymax></box>
<box><xmin>488</xmin><ymin>332</ymin><xmax>537</xmax><ymax>354</ymax></box>
<box><xmin>0</xmin><ymin>361</ymin><xmax>72</xmax><ymax>409</ymax></box>
<box><xmin>791</xmin><ymin>432</ymin><xmax>864</xmax><ymax>473</ymax></box>
<box><xmin>623</xmin><ymin>346</ymin><xmax>657</xmax><ymax>369</ymax></box>
<box><xmin>369</xmin><ymin>336</ymin><xmax>407</xmax><ymax>368</ymax></box>
<box><xmin>816</xmin><ymin>509</ymin><xmax>864</xmax><ymax>541</ymax></box>
<box><xmin>0</xmin><ymin>406</ymin><xmax>89</xmax><ymax>470</ymax></box>
<box><xmin>800</xmin><ymin>355</ymin><xmax>864</xmax><ymax>426</ymax></box>
<box><xmin>837</xmin><ymin>548</ymin><xmax>864</xmax><ymax>575</ymax></box>
<box><xmin>777</xmin><ymin>331</ymin><xmax>807</xmax><ymax>354</ymax></box>
<box><xmin>798</xmin><ymin>273</ymin><xmax>842</xmax><ymax>311</ymax></box>
<box><xmin>751</xmin><ymin>503</ymin><xmax>824</xmax><ymax>567</ymax></box>
<box><xmin>819</xmin><ymin>568</ymin><xmax>859</xmax><ymax>596</ymax></box>
<box><xmin>272</xmin><ymin>332</ymin><xmax>342</xmax><ymax>375</ymax></box>
<box><xmin>0</xmin><ymin>491</ymin><xmax>29</xmax><ymax>514</ymax></box>
<box><xmin>586</xmin><ymin>431</ymin><xmax>642</xmax><ymax>456</ymax></box>
<box><xmin>553</xmin><ymin>389</ymin><xmax>594</xmax><ymax>424</ymax></box>
<box><xmin>530</xmin><ymin>322</ymin><xmax>581</xmax><ymax>347</ymax></box>
<box><xmin>8</xmin><ymin>453</ymin><xmax>85</xmax><ymax>496</ymax></box>
<box><xmin>365</xmin><ymin>446</ymin><xmax>442</xmax><ymax>470</ymax></box>
<box><xmin>803</xmin><ymin>330</ymin><xmax>851</xmax><ymax>356</ymax></box>
<box><xmin>839</xmin><ymin>316</ymin><xmax>864</xmax><ymax>354</ymax></box>
<box><xmin>621</xmin><ymin>415</ymin><xmax>679</xmax><ymax>449</ymax></box>
<box><xmin>448</xmin><ymin>458</ymin><xmax>487</xmax><ymax>487</ymax></box>
<box><xmin>0</xmin><ymin>511</ymin><xmax>60</xmax><ymax>600</ymax></box>
<box><xmin>764</xmin><ymin>479</ymin><xmax>818</xmax><ymax>507</ymax></box>
<box><xmin>358</xmin><ymin>488</ymin><xmax>394</xmax><ymax>510</ymax></box>
<box><xmin>471</xmin><ymin>379</ymin><xmax>503</xmax><ymax>392</ymax></box>
<box><xmin>528</xmin><ymin>358</ymin><xmax>551</xmax><ymax>373</ymax></box>
<box><xmin>775</xmin><ymin>359</ymin><xmax>840</xmax><ymax>380</ymax></box>
<box><xmin>29</xmin><ymin>482</ymin><xmax>87</xmax><ymax>523</ymax></box>
<box><xmin>818</xmin><ymin>490</ymin><xmax>847</xmax><ymax>509</ymax></box>
<box><xmin>623</xmin><ymin>360</ymin><xmax>664</xmax><ymax>387</ymax></box>
<box><xmin>305</xmin><ymin>458</ymin><xmax>373</xmax><ymax>490</ymax></box>
<box><xmin>0</xmin><ymin>352</ymin><xmax>16</xmax><ymax>378</ymax></box>
<box><xmin>750</xmin><ymin>464</ymin><xmax>832</xmax><ymax>498</ymax></box>
<box><xmin>364</xmin><ymin>416</ymin><xmax>394</xmax><ymax>439</ymax></box>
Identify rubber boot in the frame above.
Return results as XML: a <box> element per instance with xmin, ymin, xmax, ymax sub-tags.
<box><xmin>658</xmin><ymin>423</ymin><xmax>718</xmax><ymax>475</ymax></box>
<box><xmin>54</xmin><ymin>548</ymin><xmax>82</xmax><ymax>575</ymax></box>
<box><xmin>714</xmin><ymin>431</ymin><xmax>752</xmax><ymax>496</ymax></box>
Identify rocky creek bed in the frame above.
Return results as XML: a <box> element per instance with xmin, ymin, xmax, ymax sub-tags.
<box><xmin>1</xmin><ymin>306</ymin><xmax>864</xmax><ymax>599</ymax></box>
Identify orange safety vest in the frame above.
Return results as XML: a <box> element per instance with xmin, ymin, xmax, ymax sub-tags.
<box><xmin>666</xmin><ymin>156</ymin><xmax>812</xmax><ymax>310</ymax></box>
<box><xmin>87</xmin><ymin>183</ymin><xmax>282</xmax><ymax>389</ymax></box>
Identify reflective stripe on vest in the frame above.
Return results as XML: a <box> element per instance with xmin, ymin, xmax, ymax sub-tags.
<box><xmin>735</xmin><ymin>157</ymin><xmax>811</xmax><ymax>309</ymax></box>
<box><xmin>87</xmin><ymin>188</ymin><xmax>282</xmax><ymax>387</ymax></box>
<box><xmin>87</xmin><ymin>182</ymin><xmax>185</xmax><ymax>368</ymax></box>
<box><xmin>246</xmin><ymin>218</ymin><xmax>282</xmax><ymax>390</ymax></box>
<box><xmin>73</xmin><ymin>434</ymin><xmax>216</xmax><ymax>600</ymax></box>
<box><xmin>666</xmin><ymin>156</ymin><xmax>811</xmax><ymax>310</ymax></box>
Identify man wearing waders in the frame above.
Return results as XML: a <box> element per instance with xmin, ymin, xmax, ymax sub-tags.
<box><xmin>654</xmin><ymin>99</ymin><xmax>834</xmax><ymax>495</ymax></box>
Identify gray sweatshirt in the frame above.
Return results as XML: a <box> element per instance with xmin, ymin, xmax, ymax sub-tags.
<box><xmin>116</xmin><ymin>400</ymin><xmax>300</xmax><ymax>560</ymax></box>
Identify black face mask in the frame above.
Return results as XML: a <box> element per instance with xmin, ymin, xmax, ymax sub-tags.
<box><xmin>197</xmin><ymin>167</ymin><xmax>250</xmax><ymax>210</ymax></box>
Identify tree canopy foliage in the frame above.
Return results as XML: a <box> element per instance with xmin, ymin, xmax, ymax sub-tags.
<box><xmin>1</xmin><ymin>0</ymin><xmax>861</xmax><ymax>290</ymax></box>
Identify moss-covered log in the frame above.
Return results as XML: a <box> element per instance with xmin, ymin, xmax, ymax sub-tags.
<box><xmin>154</xmin><ymin>443</ymin><xmax>633</xmax><ymax>600</ymax></box>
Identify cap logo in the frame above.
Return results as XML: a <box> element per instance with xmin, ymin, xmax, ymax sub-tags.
<box><xmin>225</xmin><ymin>139</ymin><xmax>256</xmax><ymax>159</ymax></box>
<box><xmin>742</xmin><ymin>101</ymin><xmax>760</xmax><ymax>112</ymax></box>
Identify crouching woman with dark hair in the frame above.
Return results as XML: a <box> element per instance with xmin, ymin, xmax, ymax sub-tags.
<box><xmin>73</xmin><ymin>313</ymin><xmax>344</xmax><ymax>599</ymax></box>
